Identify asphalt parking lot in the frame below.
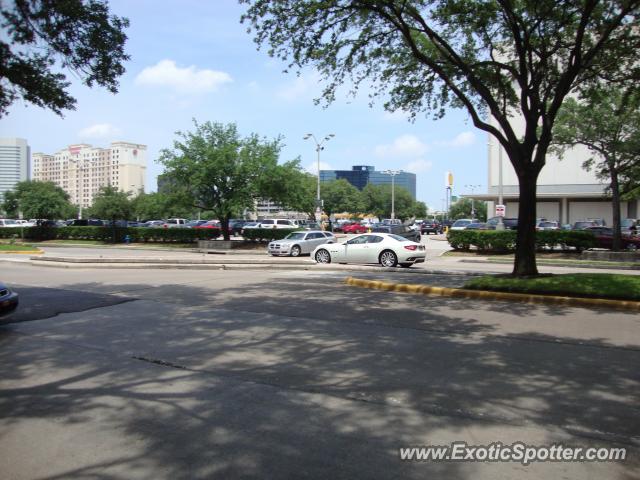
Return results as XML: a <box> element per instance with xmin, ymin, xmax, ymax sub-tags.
<box><xmin>1</xmin><ymin>264</ymin><xmax>638</xmax><ymax>479</ymax></box>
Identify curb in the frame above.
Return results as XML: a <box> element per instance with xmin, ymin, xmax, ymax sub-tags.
<box><xmin>0</xmin><ymin>250</ymin><xmax>43</xmax><ymax>255</ymax></box>
<box><xmin>344</xmin><ymin>277</ymin><xmax>640</xmax><ymax>311</ymax></box>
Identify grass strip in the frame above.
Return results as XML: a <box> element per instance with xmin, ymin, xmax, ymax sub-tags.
<box><xmin>0</xmin><ymin>243</ymin><xmax>39</xmax><ymax>252</ymax></box>
<box><xmin>463</xmin><ymin>273</ymin><xmax>640</xmax><ymax>301</ymax></box>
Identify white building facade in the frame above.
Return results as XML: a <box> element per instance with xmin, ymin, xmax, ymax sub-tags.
<box><xmin>32</xmin><ymin>142</ymin><xmax>147</xmax><ymax>210</ymax></box>
<box><xmin>0</xmin><ymin>138</ymin><xmax>30</xmax><ymax>202</ymax></box>
<box><xmin>477</xmin><ymin>114</ymin><xmax>639</xmax><ymax>225</ymax></box>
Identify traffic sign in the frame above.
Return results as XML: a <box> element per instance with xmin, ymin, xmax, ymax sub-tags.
<box><xmin>495</xmin><ymin>204</ymin><xmax>506</xmax><ymax>217</ymax></box>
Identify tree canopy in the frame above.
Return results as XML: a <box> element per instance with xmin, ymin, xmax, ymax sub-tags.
<box><xmin>159</xmin><ymin>120</ymin><xmax>306</xmax><ymax>240</ymax></box>
<box><xmin>0</xmin><ymin>0</ymin><xmax>129</xmax><ymax>116</ymax></box>
<box><xmin>321</xmin><ymin>179</ymin><xmax>363</xmax><ymax>216</ymax></box>
<box><xmin>241</xmin><ymin>0</ymin><xmax>640</xmax><ymax>276</ymax></box>
<box><xmin>361</xmin><ymin>183</ymin><xmax>416</xmax><ymax>220</ymax></box>
<box><xmin>1</xmin><ymin>180</ymin><xmax>74</xmax><ymax>219</ymax></box>
<box><xmin>89</xmin><ymin>186</ymin><xmax>132</xmax><ymax>221</ymax></box>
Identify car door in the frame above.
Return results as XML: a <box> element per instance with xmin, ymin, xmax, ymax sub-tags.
<box><xmin>363</xmin><ymin>235</ymin><xmax>385</xmax><ymax>263</ymax></box>
<box><xmin>303</xmin><ymin>232</ymin><xmax>325</xmax><ymax>253</ymax></box>
<box><xmin>343</xmin><ymin>235</ymin><xmax>372</xmax><ymax>263</ymax></box>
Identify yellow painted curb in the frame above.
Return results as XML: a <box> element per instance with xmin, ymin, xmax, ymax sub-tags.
<box><xmin>344</xmin><ymin>277</ymin><xmax>640</xmax><ymax>311</ymax></box>
<box><xmin>0</xmin><ymin>250</ymin><xmax>43</xmax><ymax>255</ymax></box>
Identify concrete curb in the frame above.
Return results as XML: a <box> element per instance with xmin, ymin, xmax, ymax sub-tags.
<box><xmin>345</xmin><ymin>276</ymin><xmax>640</xmax><ymax>311</ymax></box>
<box><xmin>0</xmin><ymin>250</ymin><xmax>43</xmax><ymax>255</ymax></box>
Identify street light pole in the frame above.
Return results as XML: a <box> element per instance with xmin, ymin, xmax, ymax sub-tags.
<box><xmin>464</xmin><ymin>184</ymin><xmax>481</xmax><ymax>220</ymax></box>
<box><xmin>496</xmin><ymin>141</ymin><xmax>505</xmax><ymax>230</ymax></box>
<box><xmin>303</xmin><ymin>133</ymin><xmax>335</xmax><ymax>222</ymax></box>
<box><xmin>382</xmin><ymin>169</ymin><xmax>402</xmax><ymax>220</ymax></box>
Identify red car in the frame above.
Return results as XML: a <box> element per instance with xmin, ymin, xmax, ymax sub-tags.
<box><xmin>586</xmin><ymin>227</ymin><xmax>640</xmax><ymax>250</ymax></box>
<box><xmin>342</xmin><ymin>223</ymin><xmax>368</xmax><ymax>234</ymax></box>
<box><xmin>194</xmin><ymin>221</ymin><xmax>221</xmax><ymax>232</ymax></box>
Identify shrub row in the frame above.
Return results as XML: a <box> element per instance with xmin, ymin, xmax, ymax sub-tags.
<box><xmin>447</xmin><ymin>229</ymin><xmax>596</xmax><ymax>253</ymax></box>
<box><xmin>241</xmin><ymin>228</ymin><xmax>301</xmax><ymax>241</ymax></box>
<box><xmin>0</xmin><ymin>226</ymin><xmax>222</xmax><ymax>243</ymax></box>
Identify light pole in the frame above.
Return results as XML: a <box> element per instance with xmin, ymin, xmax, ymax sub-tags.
<box><xmin>496</xmin><ymin>140</ymin><xmax>505</xmax><ymax>230</ymax></box>
<box><xmin>382</xmin><ymin>169</ymin><xmax>403</xmax><ymax>220</ymax></box>
<box><xmin>303</xmin><ymin>133</ymin><xmax>335</xmax><ymax>221</ymax></box>
<box><xmin>465</xmin><ymin>184</ymin><xmax>481</xmax><ymax>220</ymax></box>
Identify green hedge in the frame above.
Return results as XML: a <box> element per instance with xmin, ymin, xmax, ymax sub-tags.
<box><xmin>0</xmin><ymin>226</ymin><xmax>221</xmax><ymax>243</ymax></box>
<box><xmin>447</xmin><ymin>229</ymin><xmax>596</xmax><ymax>253</ymax></box>
<box><xmin>241</xmin><ymin>228</ymin><xmax>301</xmax><ymax>241</ymax></box>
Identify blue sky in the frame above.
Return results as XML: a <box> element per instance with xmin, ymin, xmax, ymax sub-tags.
<box><xmin>1</xmin><ymin>0</ymin><xmax>487</xmax><ymax>212</ymax></box>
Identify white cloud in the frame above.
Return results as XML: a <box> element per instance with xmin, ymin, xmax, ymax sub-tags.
<box><xmin>374</xmin><ymin>134</ymin><xmax>430</xmax><ymax>158</ymax></box>
<box><xmin>403</xmin><ymin>159</ymin><xmax>433</xmax><ymax>174</ymax></box>
<box><xmin>78</xmin><ymin>123</ymin><xmax>122</xmax><ymax>140</ymax></box>
<box><xmin>135</xmin><ymin>59</ymin><xmax>232</xmax><ymax>94</ymax></box>
<box><xmin>276</xmin><ymin>73</ymin><xmax>321</xmax><ymax>101</ymax></box>
<box><xmin>436</xmin><ymin>131</ymin><xmax>476</xmax><ymax>148</ymax></box>
<box><xmin>305</xmin><ymin>161</ymin><xmax>332</xmax><ymax>175</ymax></box>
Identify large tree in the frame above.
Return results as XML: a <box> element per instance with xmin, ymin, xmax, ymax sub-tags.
<box><xmin>553</xmin><ymin>87</ymin><xmax>640</xmax><ymax>250</ymax></box>
<box><xmin>241</xmin><ymin>0</ymin><xmax>640</xmax><ymax>276</ymax></box>
<box><xmin>361</xmin><ymin>183</ymin><xmax>416</xmax><ymax>220</ymax></box>
<box><xmin>0</xmin><ymin>0</ymin><xmax>129</xmax><ymax>116</ymax></box>
<box><xmin>2</xmin><ymin>180</ymin><xmax>74</xmax><ymax>219</ymax></box>
<box><xmin>89</xmin><ymin>186</ymin><xmax>132</xmax><ymax>242</ymax></box>
<box><xmin>321</xmin><ymin>179</ymin><xmax>363</xmax><ymax>216</ymax></box>
<box><xmin>159</xmin><ymin>121</ymin><xmax>302</xmax><ymax>240</ymax></box>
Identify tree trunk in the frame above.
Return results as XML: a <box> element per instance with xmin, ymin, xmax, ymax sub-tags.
<box><xmin>513</xmin><ymin>171</ymin><xmax>539</xmax><ymax>277</ymax></box>
<box><xmin>220</xmin><ymin>216</ymin><xmax>231</xmax><ymax>241</ymax></box>
<box><xmin>610</xmin><ymin>164</ymin><xmax>622</xmax><ymax>251</ymax></box>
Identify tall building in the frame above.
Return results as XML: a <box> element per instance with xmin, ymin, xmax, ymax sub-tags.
<box><xmin>320</xmin><ymin>165</ymin><xmax>417</xmax><ymax>199</ymax></box>
<box><xmin>32</xmin><ymin>142</ymin><xmax>147</xmax><ymax>210</ymax></box>
<box><xmin>0</xmin><ymin>138</ymin><xmax>30</xmax><ymax>202</ymax></box>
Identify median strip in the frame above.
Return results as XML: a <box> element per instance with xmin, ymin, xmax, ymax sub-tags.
<box><xmin>344</xmin><ymin>276</ymin><xmax>640</xmax><ymax>311</ymax></box>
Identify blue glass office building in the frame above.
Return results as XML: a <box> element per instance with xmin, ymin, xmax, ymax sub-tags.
<box><xmin>320</xmin><ymin>165</ymin><xmax>416</xmax><ymax>199</ymax></box>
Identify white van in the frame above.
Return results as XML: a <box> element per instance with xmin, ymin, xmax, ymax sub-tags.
<box><xmin>259</xmin><ymin>219</ymin><xmax>299</xmax><ymax>229</ymax></box>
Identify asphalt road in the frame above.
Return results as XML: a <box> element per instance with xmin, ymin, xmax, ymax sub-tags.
<box><xmin>1</xmin><ymin>265</ymin><xmax>638</xmax><ymax>479</ymax></box>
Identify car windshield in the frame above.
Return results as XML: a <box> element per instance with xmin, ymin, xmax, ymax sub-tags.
<box><xmin>539</xmin><ymin>222</ymin><xmax>556</xmax><ymax>227</ymax></box>
<box><xmin>621</xmin><ymin>219</ymin><xmax>635</xmax><ymax>227</ymax></box>
<box><xmin>285</xmin><ymin>232</ymin><xmax>306</xmax><ymax>240</ymax></box>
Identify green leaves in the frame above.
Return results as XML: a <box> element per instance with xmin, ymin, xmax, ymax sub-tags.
<box><xmin>0</xmin><ymin>0</ymin><xmax>129</xmax><ymax>116</ymax></box>
<box><xmin>2</xmin><ymin>180</ymin><xmax>74</xmax><ymax>219</ymax></box>
<box><xmin>89</xmin><ymin>186</ymin><xmax>132</xmax><ymax>221</ymax></box>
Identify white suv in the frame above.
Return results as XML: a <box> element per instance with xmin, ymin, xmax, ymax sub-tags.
<box><xmin>163</xmin><ymin>218</ymin><xmax>188</xmax><ymax>228</ymax></box>
<box><xmin>259</xmin><ymin>219</ymin><xmax>299</xmax><ymax>229</ymax></box>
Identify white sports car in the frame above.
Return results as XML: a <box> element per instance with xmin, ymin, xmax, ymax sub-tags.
<box><xmin>312</xmin><ymin>233</ymin><xmax>426</xmax><ymax>267</ymax></box>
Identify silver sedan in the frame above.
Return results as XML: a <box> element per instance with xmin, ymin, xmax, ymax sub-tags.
<box><xmin>312</xmin><ymin>233</ymin><xmax>426</xmax><ymax>267</ymax></box>
<box><xmin>268</xmin><ymin>231</ymin><xmax>335</xmax><ymax>257</ymax></box>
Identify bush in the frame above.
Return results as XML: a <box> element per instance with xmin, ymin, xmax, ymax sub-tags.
<box><xmin>447</xmin><ymin>229</ymin><xmax>596</xmax><ymax>253</ymax></box>
<box><xmin>241</xmin><ymin>228</ymin><xmax>301</xmax><ymax>242</ymax></box>
<box><xmin>0</xmin><ymin>226</ymin><xmax>221</xmax><ymax>243</ymax></box>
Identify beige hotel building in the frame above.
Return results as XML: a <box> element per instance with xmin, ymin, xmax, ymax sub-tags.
<box><xmin>32</xmin><ymin>142</ymin><xmax>147</xmax><ymax>210</ymax></box>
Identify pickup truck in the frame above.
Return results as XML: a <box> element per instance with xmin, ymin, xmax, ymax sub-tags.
<box><xmin>163</xmin><ymin>218</ymin><xmax>188</xmax><ymax>228</ymax></box>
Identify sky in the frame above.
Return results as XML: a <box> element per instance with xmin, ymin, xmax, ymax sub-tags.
<box><xmin>1</xmin><ymin>0</ymin><xmax>488</xmax><ymax>212</ymax></box>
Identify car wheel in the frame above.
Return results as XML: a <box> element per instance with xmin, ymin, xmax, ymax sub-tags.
<box><xmin>315</xmin><ymin>249</ymin><xmax>331</xmax><ymax>264</ymax></box>
<box><xmin>290</xmin><ymin>245</ymin><xmax>301</xmax><ymax>257</ymax></box>
<box><xmin>379</xmin><ymin>250</ymin><xmax>398</xmax><ymax>267</ymax></box>
<box><xmin>626</xmin><ymin>243</ymin><xmax>638</xmax><ymax>251</ymax></box>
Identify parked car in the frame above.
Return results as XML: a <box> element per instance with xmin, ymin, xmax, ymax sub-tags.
<box><xmin>621</xmin><ymin>218</ymin><xmax>638</xmax><ymax>236</ymax></box>
<box><xmin>585</xmin><ymin>226</ymin><xmax>640</xmax><ymax>250</ymax></box>
<box><xmin>465</xmin><ymin>222</ymin><xmax>487</xmax><ymax>230</ymax></box>
<box><xmin>258</xmin><ymin>219</ymin><xmax>299</xmax><ymax>229</ymax></box>
<box><xmin>332</xmin><ymin>221</ymin><xmax>353</xmax><ymax>233</ymax></box>
<box><xmin>240</xmin><ymin>221</ymin><xmax>262</xmax><ymax>235</ymax></box>
<box><xmin>66</xmin><ymin>218</ymin><xmax>105</xmax><ymax>227</ymax></box>
<box><xmin>572</xmin><ymin>220</ymin><xmax>598</xmax><ymax>230</ymax></box>
<box><xmin>14</xmin><ymin>219</ymin><xmax>35</xmax><ymax>227</ymax></box>
<box><xmin>371</xmin><ymin>224</ymin><xmax>421</xmax><ymax>242</ymax></box>
<box><xmin>312</xmin><ymin>233</ymin><xmax>426</xmax><ymax>267</ymax></box>
<box><xmin>163</xmin><ymin>218</ymin><xmax>188</xmax><ymax>228</ymax></box>
<box><xmin>194</xmin><ymin>220</ymin><xmax>221</xmax><ymax>232</ymax></box>
<box><xmin>342</xmin><ymin>223</ymin><xmax>368</xmax><ymax>234</ymax></box>
<box><xmin>0</xmin><ymin>282</ymin><xmax>19</xmax><ymax>318</ymax></box>
<box><xmin>228</xmin><ymin>220</ymin><xmax>248</xmax><ymax>235</ymax></box>
<box><xmin>0</xmin><ymin>219</ymin><xmax>21</xmax><ymax>228</ymax></box>
<box><xmin>268</xmin><ymin>230</ymin><xmax>336</xmax><ymax>257</ymax></box>
<box><xmin>450</xmin><ymin>219</ymin><xmax>474</xmax><ymax>230</ymax></box>
<box><xmin>301</xmin><ymin>222</ymin><xmax>322</xmax><ymax>231</ymax></box>
<box><xmin>143</xmin><ymin>220</ymin><xmax>165</xmax><ymax>228</ymax></box>
<box><xmin>485</xmin><ymin>217</ymin><xmax>519</xmax><ymax>230</ymax></box>
<box><xmin>536</xmin><ymin>221</ymin><xmax>560</xmax><ymax>231</ymax></box>
<box><xmin>420</xmin><ymin>220</ymin><xmax>442</xmax><ymax>235</ymax></box>
<box><xmin>186</xmin><ymin>220</ymin><xmax>208</xmax><ymax>228</ymax></box>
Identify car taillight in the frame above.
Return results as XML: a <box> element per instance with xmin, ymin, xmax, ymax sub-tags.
<box><xmin>404</xmin><ymin>245</ymin><xmax>417</xmax><ymax>251</ymax></box>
